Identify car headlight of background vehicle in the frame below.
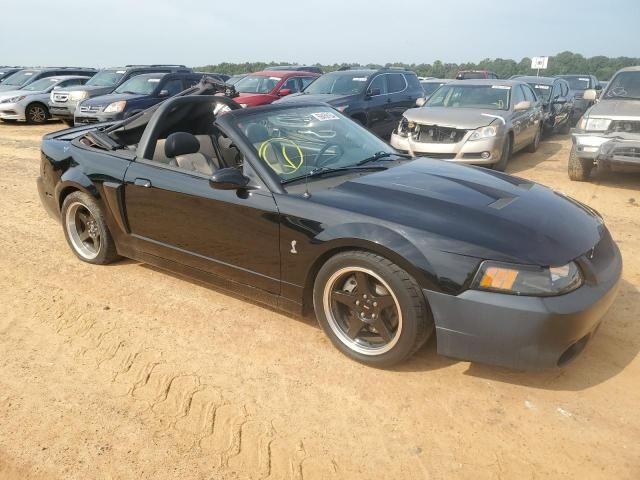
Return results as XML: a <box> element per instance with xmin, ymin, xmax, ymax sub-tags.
<box><xmin>1</xmin><ymin>95</ymin><xmax>26</xmax><ymax>103</ymax></box>
<box><xmin>104</xmin><ymin>101</ymin><xmax>127</xmax><ymax>113</ymax></box>
<box><xmin>471</xmin><ymin>260</ymin><xmax>583</xmax><ymax>296</ymax></box>
<box><xmin>69</xmin><ymin>91</ymin><xmax>89</xmax><ymax>101</ymax></box>
<box><xmin>468</xmin><ymin>125</ymin><xmax>497</xmax><ymax>141</ymax></box>
<box><xmin>579</xmin><ymin>117</ymin><xmax>611</xmax><ymax>132</ymax></box>
<box><xmin>396</xmin><ymin>117</ymin><xmax>414</xmax><ymax>137</ymax></box>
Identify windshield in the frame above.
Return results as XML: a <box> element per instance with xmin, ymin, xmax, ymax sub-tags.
<box><xmin>114</xmin><ymin>75</ymin><xmax>163</xmax><ymax>95</ymax></box>
<box><xmin>22</xmin><ymin>78</ymin><xmax>58</xmax><ymax>92</ymax></box>
<box><xmin>3</xmin><ymin>70</ymin><xmax>38</xmax><ymax>87</ymax></box>
<box><xmin>603</xmin><ymin>71</ymin><xmax>640</xmax><ymax>100</ymax></box>
<box><xmin>425</xmin><ymin>84</ymin><xmax>510</xmax><ymax>110</ymax></box>
<box><xmin>558</xmin><ymin>76</ymin><xmax>592</xmax><ymax>90</ymax></box>
<box><xmin>421</xmin><ymin>82</ymin><xmax>444</xmax><ymax>95</ymax></box>
<box><xmin>303</xmin><ymin>73</ymin><xmax>369</xmax><ymax>95</ymax></box>
<box><xmin>237</xmin><ymin>106</ymin><xmax>395</xmax><ymax>184</ymax></box>
<box><xmin>86</xmin><ymin>69</ymin><xmax>125</xmax><ymax>87</ymax></box>
<box><xmin>528</xmin><ymin>83</ymin><xmax>552</xmax><ymax>102</ymax></box>
<box><xmin>235</xmin><ymin>75</ymin><xmax>281</xmax><ymax>94</ymax></box>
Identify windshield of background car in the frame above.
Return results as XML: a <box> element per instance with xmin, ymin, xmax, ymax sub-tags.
<box><xmin>529</xmin><ymin>82</ymin><xmax>552</xmax><ymax>102</ymax></box>
<box><xmin>303</xmin><ymin>73</ymin><xmax>369</xmax><ymax>95</ymax></box>
<box><xmin>421</xmin><ymin>82</ymin><xmax>444</xmax><ymax>95</ymax></box>
<box><xmin>603</xmin><ymin>71</ymin><xmax>640</xmax><ymax>100</ymax></box>
<box><xmin>559</xmin><ymin>76</ymin><xmax>591</xmax><ymax>90</ymax></box>
<box><xmin>86</xmin><ymin>69</ymin><xmax>126</xmax><ymax>87</ymax></box>
<box><xmin>114</xmin><ymin>75</ymin><xmax>164</xmax><ymax>95</ymax></box>
<box><xmin>3</xmin><ymin>70</ymin><xmax>37</xmax><ymax>86</ymax></box>
<box><xmin>235</xmin><ymin>75</ymin><xmax>281</xmax><ymax>94</ymax></box>
<box><xmin>237</xmin><ymin>106</ymin><xmax>394</xmax><ymax>183</ymax></box>
<box><xmin>22</xmin><ymin>78</ymin><xmax>58</xmax><ymax>91</ymax></box>
<box><xmin>425</xmin><ymin>84</ymin><xmax>510</xmax><ymax>110</ymax></box>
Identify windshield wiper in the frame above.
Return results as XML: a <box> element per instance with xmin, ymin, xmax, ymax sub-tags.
<box><xmin>281</xmin><ymin>165</ymin><xmax>387</xmax><ymax>185</ymax></box>
<box><xmin>356</xmin><ymin>151</ymin><xmax>411</xmax><ymax>166</ymax></box>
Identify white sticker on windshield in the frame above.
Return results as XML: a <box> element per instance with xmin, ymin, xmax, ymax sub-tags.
<box><xmin>579</xmin><ymin>77</ymin><xmax>589</xmax><ymax>81</ymax></box>
<box><xmin>491</xmin><ymin>85</ymin><xmax>510</xmax><ymax>89</ymax></box>
<box><xmin>535</xmin><ymin>85</ymin><xmax>550</xmax><ymax>89</ymax></box>
<box><xmin>24</xmin><ymin>72</ymin><xmax>33</xmax><ymax>76</ymax></box>
<box><xmin>311</xmin><ymin>111</ymin><xmax>340</xmax><ymax>121</ymax></box>
<box><xmin>269</xmin><ymin>77</ymin><xmax>281</xmax><ymax>81</ymax></box>
<box><xmin>116</xmin><ymin>70</ymin><xmax>126</xmax><ymax>74</ymax></box>
<box><xmin>353</xmin><ymin>77</ymin><xmax>367</xmax><ymax>81</ymax></box>
<box><xmin>148</xmin><ymin>78</ymin><xmax>161</xmax><ymax>82</ymax></box>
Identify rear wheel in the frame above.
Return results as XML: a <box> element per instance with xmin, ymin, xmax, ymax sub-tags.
<box><xmin>25</xmin><ymin>103</ymin><xmax>49</xmax><ymax>124</ymax></box>
<box><xmin>568</xmin><ymin>145</ymin><xmax>593</xmax><ymax>181</ymax></box>
<box><xmin>313</xmin><ymin>251</ymin><xmax>433</xmax><ymax>367</ymax></box>
<box><xmin>492</xmin><ymin>135</ymin><xmax>511</xmax><ymax>171</ymax></box>
<box><xmin>61</xmin><ymin>192</ymin><xmax>120</xmax><ymax>264</ymax></box>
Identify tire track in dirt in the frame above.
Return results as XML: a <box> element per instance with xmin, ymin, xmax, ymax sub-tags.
<box><xmin>35</xmin><ymin>288</ymin><xmax>339</xmax><ymax>480</ymax></box>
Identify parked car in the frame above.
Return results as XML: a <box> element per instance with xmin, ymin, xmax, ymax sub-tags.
<box><xmin>420</xmin><ymin>78</ymin><xmax>451</xmax><ymax>99</ymax></box>
<box><xmin>0</xmin><ymin>75</ymin><xmax>92</xmax><ymax>124</ymax></box>
<box><xmin>569</xmin><ymin>66</ymin><xmax>640</xmax><ymax>181</ymax></box>
<box><xmin>232</xmin><ymin>70</ymin><xmax>320</xmax><ymax>108</ymax></box>
<box><xmin>556</xmin><ymin>74</ymin><xmax>601</xmax><ymax>124</ymax></box>
<box><xmin>456</xmin><ymin>70</ymin><xmax>498</xmax><ymax>80</ymax></box>
<box><xmin>49</xmin><ymin>65</ymin><xmax>192</xmax><ymax>126</ymax></box>
<box><xmin>0</xmin><ymin>67</ymin><xmax>21</xmax><ymax>85</ymax></box>
<box><xmin>390</xmin><ymin>79</ymin><xmax>544</xmax><ymax>171</ymax></box>
<box><xmin>269</xmin><ymin>65</ymin><xmax>324</xmax><ymax>74</ymax></box>
<box><xmin>0</xmin><ymin>67</ymin><xmax>96</xmax><ymax>92</ymax></box>
<box><xmin>277</xmin><ymin>67</ymin><xmax>424</xmax><ymax>138</ymax></box>
<box><xmin>514</xmin><ymin>76</ymin><xmax>573</xmax><ymax>134</ymax></box>
<box><xmin>74</xmin><ymin>72</ymin><xmax>203</xmax><ymax>125</ymax></box>
<box><xmin>36</xmin><ymin>91</ymin><xmax>621</xmax><ymax>369</ymax></box>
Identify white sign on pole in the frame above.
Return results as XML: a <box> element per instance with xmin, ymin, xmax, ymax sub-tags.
<box><xmin>531</xmin><ymin>56</ymin><xmax>549</xmax><ymax>69</ymax></box>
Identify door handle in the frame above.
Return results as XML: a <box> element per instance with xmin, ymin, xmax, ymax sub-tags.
<box><xmin>134</xmin><ymin>178</ymin><xmax>151</xmax><ymax>188</ymax></box>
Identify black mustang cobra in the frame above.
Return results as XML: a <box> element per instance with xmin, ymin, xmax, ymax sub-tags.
<box><xmin>37</xmin><ymin>78</ymin><xmax>622</xmax><ymax>369</ymax></box>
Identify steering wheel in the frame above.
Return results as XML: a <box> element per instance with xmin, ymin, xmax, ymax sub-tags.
<box><xmin>313</xmin><ymin>143</ymin><xmax>345</xmax><ymax>169</ymax></box>
<box><xmin>258</xmin><ymin>138</ymin><xmax>305</xmax><ymax>174</ymax></box>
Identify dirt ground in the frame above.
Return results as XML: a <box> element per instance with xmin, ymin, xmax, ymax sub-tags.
<box><xmin>0</xmin><ymin>121</ymin><xmax>638</xmax><ymax>480</ymax></box>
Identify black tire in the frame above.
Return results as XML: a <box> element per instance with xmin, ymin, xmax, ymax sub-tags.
<box><xmin>25</xmin><ymin>103</ymin><xmax>49</xmax><ymax>124</ymax></box>
<box><xmin>567</xmin><ymin>145</ymin><xmax>593</xmax><ymax>182</ymax></box>
<box><xmin>313</xmin><ymin>251</ymin><xmax>433</xmax><ymax>367</ymax></box>
<box><xmin>526</xmin><ymin>126</ymin><xmax>541</xmax><ymax>153</ymax></box>
<box><xmin>63</xmin><ymin>119</ymin><xmax>75</xmax><ymax>127</ymax></box>
<box><xmin>559</xmin><ymin>117</ymin><xmax>571</xmax><ymax>135</ymax></box>
<box><xmin>492</xmin><ymin>135</ymin><xmax>511</xmax><ymax>171</ymax></box>
<box><xmin>61</xmin><ymin>191</ymin><xmax>120</xmax><ymax>265</ymax></box>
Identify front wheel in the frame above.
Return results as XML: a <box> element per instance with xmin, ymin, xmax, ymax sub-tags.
<box><xmin>61</xmin><ymin>191</ymin><xmax>120</xmax><ymax>264</ymax></box>
<box><xmin>568</xmin><ymin>145</ymin><xmax>593</xmax><ymax>182</ymax></box>
<box><xmin>492</xmin><ymin>135</ymin><xmax>511</xmax><ymax>171</ymax></box>
<box><xmin>526</xmin><ymin>126</ymin><xmax>541</xmax><ymax>153</ymax></box>
<box><xmin>25</xmin><ymin>103</ymin><xmax>49</xmax><ymax>124</ymax></box>
<box><xmin>313</xmin><ymin>251</ymin><xmax>433</xmax><ymax>367</ymax></box>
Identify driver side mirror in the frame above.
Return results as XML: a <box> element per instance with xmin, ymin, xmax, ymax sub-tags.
<box><xmin>416</xmin><ymin>97</ymin><xmax>426</xmax><ymax>107</ymax></box>
<box><xmin>278</xmin><ymin>88</ymin><xmax>292</xmax><ymax>96</ymax></box>
<box><xmin>209</xmin><ymin>167</ymin><xmax>251</xmax><ymax>190</ymax></box>
<box><xmin>552</xmin><ymin>96</ymin><xmax>567</xmax><ymax>105</ymax></box>
<box><xmin>595</xmin><ymin>84</ymin><xmax>603</xmax><ymax>91</ymax></box>
<box><xmin>158</xmin><ymin>89</ymin><xmax>170</xmax><ymax>98</ymax></box>
<box><xmin>583</xmin><ymin>89</ymin><xmax>597</xmax><ymax>101</ymax></box>
<box><xmin>366</xmin><ymin>88</ymin><xmax>381</xmax><ymax>97</ymax></box>
<box><xmin>514</xmin><ymin>100</ymin><xmax>531</xmax><ymax>111</ymax></box>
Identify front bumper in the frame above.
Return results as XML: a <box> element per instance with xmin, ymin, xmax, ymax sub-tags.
<box><xmin>390</xmin><ymin>131</ymin><xmax>505</xmax><ymax>165</ymax></box>
<box><xmin>573</xmin><ymin>132</ymin><xmax>640</xmax><ymax>167</ymax></box>
<box><xmin>74</xmin><ymin>110</ymin><xmax>122</xmax><ymax>125</ymax></box>
<box><xmin>48</xmin><ymin>101</ymin><xmax>79</xmax><ymax>120</ymax></box>
<box><xmin>424</xmin><ymin>233</ymin><xmax>622</xmax><ymax>370</ymax></box>
<box><xmin>0</xmin><ymin>102</ymin><xmax>26</xmax><ymax>121</ymax></box>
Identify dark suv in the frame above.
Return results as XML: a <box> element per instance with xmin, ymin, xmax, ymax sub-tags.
<box><xmin>49</xmin><ymin>64</ymin><xmax>192</xmax><ymax>125</ymax></box>
<box><xmin>556</xmin><ymin>74</ymin><xmax>602</xmax><ymax>124</ymax></box>
<box><xmin>276</xmin><ymin>67</ymin><xmax>423</xmax><ymax>138</ymax></box>
<box><xmin>74</xmin><ymin>72</ymin><xmax>203</xmax><ymax>125</ymax></box>
<box><xmin>0</xmin><ymin>67</ymin><xmax>97</xmax><ymax>92</ymax></box>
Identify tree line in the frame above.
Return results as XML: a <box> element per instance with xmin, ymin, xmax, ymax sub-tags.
<box><xmin>197</xmin><ymin>51</ymin><xmax>639</xmax><ymax>81</ymax></box>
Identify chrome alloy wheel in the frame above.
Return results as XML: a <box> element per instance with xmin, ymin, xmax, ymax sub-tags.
<box><xmin>65</xmin><ymin>201</ymin><xmax>101</xmax><ymax>260</ymax></box>
<box><xmin>322</xmin><ymin>267</ymin><xmax>402</xmax><ymax>355</ymax></box>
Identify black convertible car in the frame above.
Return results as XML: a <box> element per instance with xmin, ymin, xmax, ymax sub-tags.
<box><xmin>37</xmin><ymin>79</ymin><xmax>622</xmax><ymax>369</ymax></box>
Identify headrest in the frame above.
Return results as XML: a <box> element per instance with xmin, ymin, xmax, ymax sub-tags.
<box><xmin>165</xmin><ymin>132</ymin><xmax>200</xmax><ymax>158</ymax></box>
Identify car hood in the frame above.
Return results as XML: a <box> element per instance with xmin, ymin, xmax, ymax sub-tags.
<box><xmin>587</xmin><ymin>99</ymin><xmax>640</xmax><ymax>120</ymax></box>
<box><xmin>82</xmin><ymin>93</ymin><xmax>142</xmax><ymax>107</ymax></box>
<box><xmin>276</xmin><ymin>93</ymin><xmax>353</xmax><ymax>105</ymax></box>
<box><xmin>54</xmin><ymin>85</ymin><xmax>115</xmax><ymax>97</ymax></box>
<box><xmin>402</xmin><ymin>107</ymin><xmax>504</xmax><ymax>129</ymax></box>
<box><xmin>0</xmin><ymin>89</ymin><xmax>31</xmax><ymax>100</ymax></box>
<box><xmin>310</xmin><ymin>159</ymin><xmax>603</xmax><ymax>266</ymax></box>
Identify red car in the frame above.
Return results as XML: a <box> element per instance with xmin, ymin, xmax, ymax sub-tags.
<box><xmin>233</xmin><ymin>70</ymin><xmax>320</xmax><ymax>107</ymax></box>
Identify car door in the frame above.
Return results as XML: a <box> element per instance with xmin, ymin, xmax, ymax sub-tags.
<box><xmin>122</xmin><ymin>141</ymin><xmax>281</xmax><ymax>294</ymax></box>
<box><xmin>364</xmin><ymin>74</ymin><xmax>393</xmax><ymax>137</ymax></box>
<box><xmin>386</xmin><ymin>73</ymin><xmax>416</xmax><ymax>128</ymax></box>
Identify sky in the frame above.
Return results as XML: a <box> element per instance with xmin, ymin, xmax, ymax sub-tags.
<box><xmin>1</xmin><ymin>0</ymin><xmax>639</xmax><ymax>67</ymax></box>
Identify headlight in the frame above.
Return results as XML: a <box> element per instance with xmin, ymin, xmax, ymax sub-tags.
<box><xmin>335</xmin><ymin>105</ymin><xmax>349</xmax><ymax>112</ymax></box>
<box><xmin>69</xmin><ymin>91</ymin><xmax>88</xmax><ymax>101</ymax></box>
<box><xmin>579</xmin><ymin>117</ymin><xmax>611</xmax><ymax>132</ymax></box>
<box><xmin>396</xmin><ymin>117</ymin><xmax>414</xmax><ymax>137</ymax></box>
<box><xmin>104</xmin><ymin>101</ymin><xmax>126</xmax><ymax>113</ymax></box>
<box><xmin>471</xmin><ymin>260</ymin><xmax>583</xmax><ymax>296</ymax></box>
<box><xmin>2</xmin><ymin>95</ymin><xmax>26</xmax><ymax>103</ymax></box>
<box><xmin>468</xmin><ymin>125</ymin><xmax>497</xmax><ymax>141</ymax></box>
